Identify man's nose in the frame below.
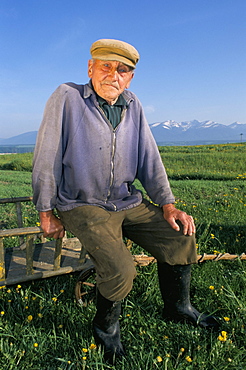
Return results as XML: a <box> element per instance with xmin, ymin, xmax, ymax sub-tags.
<box><xmin>107</xmin><ymin>67</ymin><xmax>119</xmax><ymax>79</ymax></box>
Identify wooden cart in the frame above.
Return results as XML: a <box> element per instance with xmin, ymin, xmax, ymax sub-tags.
<box><xmin>0</xmin><ymin>197</ymin><xmax>96</xmax><ymax>304</ymax></box>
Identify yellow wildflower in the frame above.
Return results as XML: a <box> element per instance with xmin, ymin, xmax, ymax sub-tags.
<box><xmin>218</xmin><ymin>335</ymin><xmax>226</xmax><ymax>342</ymax></box>
<box><xmin>218</xmin><ymin>335</ymin><xmax>225</xmax><ymax>342</ymax></box>
<box><xmin>209</xmin><ymin>286</ymin><xmax>215</xmax><ymax>290</ymax></box>
<box><xmin>156</xmin><ymin>356</ymin><xmax>162</xmax><ymax>362</ymax></box>
<box><xmin>185</xmin><ymin>356</ymin><xmax>192</xmax><ymax>362</ymax></box>
<box><xmin>27</xmin><ymin>315</ymin><xmax>33</xmax><ymax>322</ymax></box>
<box><xmin>82</xmin><ymin>348</ymin><xmax>88</xmax><ymax>353</ymax></box>
<box><xmin>224</xmin><ymin>317</ymin><xmax>230</xmax><ymax>322</ymax></box>
<box><xmin>33</xmin><ymin>343</ymin><xmax>39</xmax><ymax>348</ymax></box>
<box><xmin>218</xmin><ymin>331</ymin><xmax>227</xmax><ymax>342</ymax></box>
<box><xmin>0</xmin><ymin>311</ymin><xmax>4</xmax><ymax>315</ymax></box>
<box><xmin>89</xmin><ymin>343</ymin><xmax>97</xmax><ymax>350</ymax></box>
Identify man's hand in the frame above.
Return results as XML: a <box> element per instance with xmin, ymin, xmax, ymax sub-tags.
<box><xmin>39</xmin><ymin>210</ymin><xmax>65</xmax><ymax>239</ymax></box>
<box><xmin>162</xmin><ymin>203</ymin><xmax>196</xmax><ymax>236</ymax></box>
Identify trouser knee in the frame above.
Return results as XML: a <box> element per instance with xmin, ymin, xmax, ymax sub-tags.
<box><xmin>97</xmin><ymin>261</ymin><xmax>137</xmax><ymax>302</ymax></box>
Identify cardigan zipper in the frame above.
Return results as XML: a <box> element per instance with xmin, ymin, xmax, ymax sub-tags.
<box><xmin>97</xmin><ymin>105</ymin><xmax>127</xmax><ymax>210</ymax></box>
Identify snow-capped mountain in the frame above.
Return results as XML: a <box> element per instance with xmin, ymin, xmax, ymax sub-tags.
<box><xmin>149</xmin><ymin>120</ymin><xmax>246</xmax><ymax>144</ymax></box>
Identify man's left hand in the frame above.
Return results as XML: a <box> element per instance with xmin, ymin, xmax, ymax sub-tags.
<box><xmin>162</xmin><ymin>203</ymin><xmax>196</xmax><ymax>236</ymax></box>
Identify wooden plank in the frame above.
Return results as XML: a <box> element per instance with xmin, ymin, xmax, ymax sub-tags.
<box><xmin>26</xmin><ymin>235</ymin><xmax>34</xmax><ymax>275</ymax></box>
<box><xmin>79</xmin><ymin>245</ymin><xmax>87</xmax><ymax>264</ymax></box>
<box><xmin>197</xmin><ymin>252</ymin><xmax>246</xmax><ymax>262</ymax></box>
<box><xmin>0</xmin><ymin>237</ymin><xmax>5</xmax><ymax>281</ymax></box>
<box><xmin>132</xmin><ymin>253</ymin><xmax>246</xmax><ymax>266</ymax></box>
<box><xmin>0</xmin><ymin>196</ymin><xmax>33</xmax><ymax>204</ymax></box>
<box><xmin>53</xmin><ymin>238</ymin><xmax>63</xmax><ymax>271</ymax></box>
<box><xmin>0</xmin><ymin>226</ymin><xmax>42</xmax><ymax>237</ymax></box>
<box><xmin>16</xmin><ymin>201</ymin><xmax>25</xmax><ymax>246</ymax></box>
<box><xmin>16</xmin><ymin>202</ymin><xmax>23</xmax><ymax>227</ymax></box>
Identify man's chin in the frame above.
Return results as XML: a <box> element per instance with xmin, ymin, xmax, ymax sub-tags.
<box><xmin>100</xmin><ymin>91</ymin><xmax>120</xmax><ymax>103</ymax></box>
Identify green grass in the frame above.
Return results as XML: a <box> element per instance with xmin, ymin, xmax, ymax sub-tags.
<box><xmin>0</xmin><ymin>262</ymin><xmax>245</xmax><ymax>369</ymax></box>
<box><xmin>171</xmin><ymin>179</ymin><xmax>246</xmax><ymax>256</ymax></box>
<box><xmin>159</xmin><ymin>142</ymin><xmax>246</xmax><ymax>180</ymax></box>
<box><xmin>0</xmin><ymin>170</ymin><xmax>32</xmax><ymax>198</ymax></box>
<box><xmin>0</xmin><ymin>153</ymin><xmax>33</xmax><ymax>172</ymax></box>
<box><xmin>0</xmin><ymin>144</ymin><xmax>246</xmax><ymax>369</ymax></box>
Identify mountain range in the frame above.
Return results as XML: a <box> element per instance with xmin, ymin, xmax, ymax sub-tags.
<box><xmin>149</xmin><ymin>120</ymin><xmax>246</xmax><ymax>144</ymax></box>
<box><xmin>0</xmin><ymin>120</ymin><xmax>245</xmax><ymax>146</ymax></box>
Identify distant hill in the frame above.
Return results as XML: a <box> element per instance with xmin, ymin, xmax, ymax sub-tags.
<box><xmin>0</xmin><ymin>131</ymin><xmax>37</xmax><ymax>145</ymax></box>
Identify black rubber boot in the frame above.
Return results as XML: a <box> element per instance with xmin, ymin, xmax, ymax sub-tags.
<box><xmin>93</xmin><ymin>290</ymin><xmax>125</xmax><ymax>364</ymax></box>
<box><xmin>157</xmin><ymin>262</ymin><xmax>219</xmax><ymax>329</ymax></box>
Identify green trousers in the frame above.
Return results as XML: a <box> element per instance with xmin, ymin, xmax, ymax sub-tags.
<box><xmin>58</xmin><ymin>199</ymin><xmax>197</xmax><ymax>301</ymax></box>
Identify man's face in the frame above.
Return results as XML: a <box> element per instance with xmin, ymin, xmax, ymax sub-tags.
<box><xmin>88</xmin><ymin>59</ymin><xmax>134</xmax><ymax>104</ymax></box>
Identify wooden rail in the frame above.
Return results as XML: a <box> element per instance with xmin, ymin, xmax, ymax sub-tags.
<box><xmin>0</xmin><ymin>196</ymin><xmax>34</xmax><ymax>246</ymax></box>
<box><xmin>132</xmin><ymin>253</ymin><xmax>246</xmax><ymax>267</ymax></box>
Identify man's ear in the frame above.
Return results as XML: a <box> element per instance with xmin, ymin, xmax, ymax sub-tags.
<box><xmin>125</xmin><ymin>72</ymin><xmax>134</xmax><ymax>89</ymax></box>
<box><xmin>88</xmin><ymin>59</ymin><xmax>93</xmax><ymax>78</ymax></box>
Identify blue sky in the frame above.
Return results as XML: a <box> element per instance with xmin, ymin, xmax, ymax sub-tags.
<box><xmin>0</xmin><ymin>0</ymin><xmax>245</xmax><ymax>138</ymax></box>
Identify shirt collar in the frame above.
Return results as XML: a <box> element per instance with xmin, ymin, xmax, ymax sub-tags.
<box><xmin>97</xmin><ymin>93</ymin><xmax>127</xmax><ymax>108</ymax></box>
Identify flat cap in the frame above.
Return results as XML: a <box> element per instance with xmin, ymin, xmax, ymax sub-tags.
<box><xmin>90</xmin><ymin>39</ymin><xmax>140</xmax><ymax>68</ymax></box>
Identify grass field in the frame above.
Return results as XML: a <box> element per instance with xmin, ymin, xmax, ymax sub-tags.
<box><xmin>0</xmin><ymin>143</ymin><xmax>245</xmax><ymax>369</ymax></box>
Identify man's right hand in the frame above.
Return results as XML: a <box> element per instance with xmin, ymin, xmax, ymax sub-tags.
<box><xmin>39</xmin><ymin>210</ymin><xmax>65</xmax><ymax>239</ymax></box>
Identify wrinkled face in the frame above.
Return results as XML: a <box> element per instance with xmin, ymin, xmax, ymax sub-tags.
<box><xmin>88</xmin><ymin>59</ymin><xmax>134</xmax><ymax>104</ymax></box>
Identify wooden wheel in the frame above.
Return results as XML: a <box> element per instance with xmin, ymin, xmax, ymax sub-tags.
<box><xmin>75</xmin><ymin>263</ymin><xmax>96</xmax><ymax>306</ymax></box>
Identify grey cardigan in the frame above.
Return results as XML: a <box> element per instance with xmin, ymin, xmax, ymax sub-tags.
<box><xmin>32</xmin><ymin>82</ymin><xmax>175</xmax><ymax>212</ymax></box>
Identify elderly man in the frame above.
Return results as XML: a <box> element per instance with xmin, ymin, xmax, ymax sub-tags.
<box><xmin>32</xmin><ymin>39</ymin><xmax>218</xmax><ymax>362</ymax></box>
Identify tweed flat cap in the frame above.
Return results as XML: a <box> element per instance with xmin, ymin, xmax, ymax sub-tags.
<box><xmin>90</xmin><ymin>39</ymin><xmax>140</xmax><ymax>68</ymax></box>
